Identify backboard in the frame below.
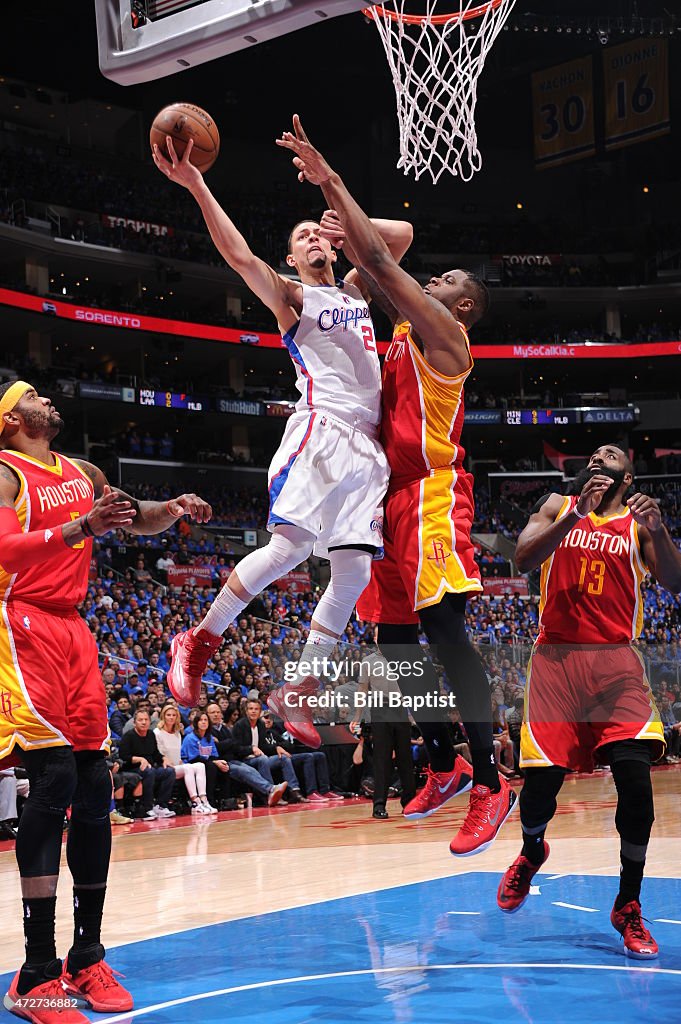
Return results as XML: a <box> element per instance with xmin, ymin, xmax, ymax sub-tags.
<box><xmin>95</xmin><ymin>0</ymin><xmax>368</xmax><ymax>85</ymax></box>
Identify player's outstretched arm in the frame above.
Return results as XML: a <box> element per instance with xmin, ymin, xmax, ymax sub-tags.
<box><xmin>278</xmin><ymin>117</ymin><xmax>468</xmax><ymax>372</ymax></box>
<box><xmin>76</xmin><ymin>461</ymin><xmax>212</xmax><ymax>535</ymax></box>
<box><xmin>153</xmin><ymin>137</ymin><xmax>298</xmax><ymax>323</ymax></box>
<box><xmin>515</xmin><ymin>477</ymin><xmax>612</xmax><ymax>572</ymax></box>
<box><xmin>320</xmin><ymin>210</ymin><xmax>409</xmax><ymax>321</ymax></box>
<box><xmin>628</xmin><ymin>493</ymin><xmax>681</xmax><ymax>593</ymax></box>
<box><xmin>0</xmin><ymin>466</ymin><xmax>134</xmax><ymax>570</ymax></box>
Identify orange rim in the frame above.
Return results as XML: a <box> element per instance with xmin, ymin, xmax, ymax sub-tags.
<box><xmin>363</xmin><ymin>0</ymin><xmax>505</xmax><ymax>26</ymax></box>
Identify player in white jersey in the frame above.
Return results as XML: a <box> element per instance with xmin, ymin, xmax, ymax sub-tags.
<box><xmin>153</xmin><ymin>137</ymin><xmax>412</xmax><ymax>744</ymax></box>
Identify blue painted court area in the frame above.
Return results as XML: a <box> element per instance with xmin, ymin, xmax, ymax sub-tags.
<box><xmin>3</xmin><ymin>873</ymin><xmax>680</xmax><ymax>1024</ymax></box>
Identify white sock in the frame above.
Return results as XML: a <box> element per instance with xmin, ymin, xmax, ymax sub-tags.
<box><xmin>294</xmin><ymin>629</ymin><xmax>338</xmax><ymax>685</ymax></box>
<box><xmin>198</xmin><ymin>586</ymin><xmax>248</xmax><ymax>638</ymax></box>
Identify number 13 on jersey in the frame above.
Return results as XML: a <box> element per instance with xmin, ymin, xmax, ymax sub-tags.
<box><xmin>578</xmin><ymin>556</ymin><xmax>605</xmax><ymax>596</ymax></box>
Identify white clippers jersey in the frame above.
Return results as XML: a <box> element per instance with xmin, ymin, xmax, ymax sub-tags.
<box><xmin>282</xmin><ymin>280</ymin><xmax>382</xmax><ymax>428</ymax></box>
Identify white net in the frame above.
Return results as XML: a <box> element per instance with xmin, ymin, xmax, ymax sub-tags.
<box><xmin>366</xmin><ymin>0</ymin><xmax>516</xmax><ymax>183</ymax></box>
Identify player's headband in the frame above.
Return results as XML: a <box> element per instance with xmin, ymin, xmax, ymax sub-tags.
<box><xmin>0</xmin><ymin>381</ymin><xmax>32</xmax><ymax>437</ymax></box>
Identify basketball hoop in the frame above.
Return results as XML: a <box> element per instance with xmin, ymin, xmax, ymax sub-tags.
<box><xmin>364</xmin><ymin>0</ymin><xmax>516</xmax><ymax>183</ymax></box>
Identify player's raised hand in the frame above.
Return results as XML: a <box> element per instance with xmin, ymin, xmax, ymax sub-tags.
<box><xmin>575</xmin><ymin>473</ymin><xmax>612</xmax><ymax>516</ymax></box>
<box><xmin>88</xmin><ymin>485</ymin><xmax>136</xmax><ymax>536</ymax></box>
<box><xmin>152</xmin><ymin>136</ymin><xmax>203</xmax><ymax>190</ymax></box>
<box><xmin>167</xmin><ymin>493</ymin><xmax>213</xmax><ymax>524</ymax></box>
<box><xmin>320</xmin><ymin>209</ymin><xmax>345</xmax><ymax>248</ymax></box>
<box><xmin>627</xmin><ymin>492</ymin><xmax>662</xmax><ymax>532</ymax></box>
<box><xmin>276</xmin><ymin>114</ymin><xmax>335</xmax><ymax>185</ymax></box>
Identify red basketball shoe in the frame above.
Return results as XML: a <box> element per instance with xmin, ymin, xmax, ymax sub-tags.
<box><xmin>610</xmin><ymin>900</ymin><xmax>659</xmax><ymax>960</ymax></box>
<box><xmin>166</xmin><ymin>628</ymin><xmax>222</xmax><ymax>706</ymax></box>
<box><xmin>449</xmin><ymin>776</ymin><xmax>518</xmax><ymax>856</ymax></box>
<box><xmin>268</xmin><ymin>676</ymin><xmax>321</xmax><ymax>748</ymax></box>
<box><xmin>4</xmin><ymin>962</ymin><xmax>88</xmax><ymax>1023</ymax></box>
<box><xmin>403</xmin><ymin>757</ymin><xmax>473</xmax><ymax>820</ymax></box>
<box><xmin>497</xmin><ymin>842</ymin><xmax>550</xmax><ymax>913</ymax></box>
<box><xmin>62</xmin><ymin>948</ymin><xmax>133</xmax><ymax>1012</ymax></box>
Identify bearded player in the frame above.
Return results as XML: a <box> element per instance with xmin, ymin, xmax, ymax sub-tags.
<box><xmin>0</xmin><ymin>381</ymin><xmax>211</xmax><ymax>1022</ymax></box>
<box><xmin>153</xmin><ymin>137</ymin><xmax>412</xmax><ymax>743</ymax></box>
<box><xmin>496</xmin><ymin>445</ymin><xmax>681</xmax><ymax>960</ymax></box>
<box><xmin>278</xmin><ymin>116</ymin><xmax>516</xmax><ymax>857</ymax></box>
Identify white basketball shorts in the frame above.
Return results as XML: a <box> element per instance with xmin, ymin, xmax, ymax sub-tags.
<box><xmin>267</xmin><ymin>410</ymin><xmax>389</xmax><ymax>557</ymax></box>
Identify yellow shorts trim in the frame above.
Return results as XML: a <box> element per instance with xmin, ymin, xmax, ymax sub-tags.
<box><xmin>414</xmin><ymin>473</ymin><xmax>482</xmax><ymax>610</ymax></box>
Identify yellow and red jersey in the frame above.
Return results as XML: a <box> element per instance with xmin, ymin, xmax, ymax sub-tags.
<box><xmin>538</xmin><ymin>495</ymin><xmax>648</xmax><ymax>645</ymax></box>
<box><xmin>380</xmin><ymin>320</ymin><xmax>472</xmax><ymax>485</ymax></box>
<box><xmin>0</xmin><ymin>450</ymin><xmax>94</xmax><ymax>612</ymax></box>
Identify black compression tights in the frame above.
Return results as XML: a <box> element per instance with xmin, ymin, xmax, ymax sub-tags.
<box><xmin>378</xmin><ymin>593</ymin><xmax>495</xmax><ymax>779</ymax></box>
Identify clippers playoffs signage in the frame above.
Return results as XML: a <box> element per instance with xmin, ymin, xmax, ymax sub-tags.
<box><xmin>484</xmin><ymin>577</ymin><xmax>530</xmax><ymax>598</ymax></box>
<box><xmin>166</xmin><ymin>565</ymin><xmax>213</xmax><ymax>588</ymax></box>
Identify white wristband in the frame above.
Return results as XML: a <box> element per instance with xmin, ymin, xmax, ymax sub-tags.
<box><xmin>573</xmin><ymin>505</ymin><xmax>588</xmax><ymax>520</ymax></box>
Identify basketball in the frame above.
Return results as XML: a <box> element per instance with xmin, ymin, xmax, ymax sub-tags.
<box><xmin>150</xmin><ymin>102</ymin><xmax>220</xmax><ymax>173</ymax></box>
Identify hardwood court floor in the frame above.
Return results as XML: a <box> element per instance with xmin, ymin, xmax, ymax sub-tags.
<box><xmin>0</xmin><ymin>766</ymin><xmax>679</xmax><ymax>974</ymax></box>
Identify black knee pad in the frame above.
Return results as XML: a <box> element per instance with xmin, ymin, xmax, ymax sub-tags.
<box><xmin>610</xmin><ymin>745</ymin><xmax>654</xmax><ymax>843</ymax></box>
<box><xmin>71</xmin><ymin>752</ymin><xmax>113</xmax><ymax>824</ymax></box>
<box><xmin>21</xmin><ymin>746</ymin><xmax>78</xmax><ymax>816</ymax></box>
<box><xmin>519</xmin><ymin>766</ymin><xmax>567</xmax><ymax>832</ymax></box>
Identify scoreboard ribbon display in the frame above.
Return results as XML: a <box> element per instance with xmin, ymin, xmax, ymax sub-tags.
<box><xmin>603</xmin><ymin>38</ymin><xmax>670</xmax><ymax>151</ymax></box>
<box><xmin>532</xmin><ymin>56</ymin><xmax>595</xmax><ymax>169</ymax></box>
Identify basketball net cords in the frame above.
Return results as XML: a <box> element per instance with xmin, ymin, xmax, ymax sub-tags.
<box><xmin>368</xmin><ymin>0</ymin><xmax>516</xmax><ymax>183</ymax></box>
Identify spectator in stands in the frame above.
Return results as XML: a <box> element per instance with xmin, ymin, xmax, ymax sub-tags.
<box><xmin>203</xmin><ymin>704</ymin><xmax>288</xmax><ymax>806</ymax></box>
<box><xmin>134</xmin><ymin>556</ymin><xmax>152</xmax><ymax>585</ymax></box>
<box><xmin>156</xmin><ymin>543</ymin><xmax>175</xmax><ymax>581</ymax></box>
<box><xmin>155</xmin><ymin>704</ymin><xmax>213</xmax><ymax>813</ymax></box>
<box><xmin>261</xmin><ymin>708</ymin><xmax>335</xmax><ymax>801</ymax></box>
<box><xmin>0</xmin><ymin>768</ymin><xmax>21</xmax><ymax>840</ymax></box>
<box><xmin>491</xmin><ymin>700</ymin><xmax>514</xmax><ymax>776</ymax></box>
<box><xmin>205</xmin><ymin>703</ymin><xmax>232</xmax><ymax>743</ymax></box>
<box><xmin>118</xmin><ymin>709</ymin><xmax>177</xmax><ymax>819</ymax></box>
<box><xmin>232</xmin><ymin>699</ymin><xmax>304</xmax><ymax>802</ymax></box>
<box><xmin>108</xmin><ymin>745</ymin><xmax>140</xmax><ymax>824</ymax></box>
<box><xmin>505</xmin><ymin>695</ymin><xmax>525</xmax><ymax>772</ymax></box>
<box><xmin>658</xmin><ymin>698</ymin><xmax>681</xmax><ymax>762</ymax></box>
<box><xmin>109</xmin><ymin>694</ymin><xmax>133</xmax><ymax>738</ymax></box>
<box><xmin>180</xmin><ymin>711</ymin><xmax>230</xmax><ymax>811</ymax></box>
<box><xmin>445</xmin><ymin>710</ymin><xmax>472</xmax><ymax>764</ymax></box>
<box><xmin>121</xmin><ymin>697</ymin><xmax>155</xmax><ymax>734</ymax></box>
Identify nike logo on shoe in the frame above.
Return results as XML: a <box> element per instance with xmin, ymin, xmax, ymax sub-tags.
<box><xmin>437</xmin><ymin>780</ymin><xmax>454</xmax><ymax>794</ymax></box>
<box><xmin>488</xmin><ymin>796</ymin><xmax>506</xmax><ymax>827</ymax></box>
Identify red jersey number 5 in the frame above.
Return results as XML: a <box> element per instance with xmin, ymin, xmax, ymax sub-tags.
<box><xmin>362</xmin><ymin>325</ymin><xmax>376</xmax><ymax>352</ymax></box>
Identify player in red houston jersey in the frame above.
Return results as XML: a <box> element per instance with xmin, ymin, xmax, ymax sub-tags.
<box><xmin>497</xmin><ymin>445</ymin><xmax>681</xmax><ymax>960</ymax></box>
<box><xmin>0</xmin><ymin>381</ymin><xmax>211</xmax><ymax>1023</ymax></box>
<box><xmin>278</xmin><ymin>117</ymin><xmax>517</xmax><ymax>855</ymax></box>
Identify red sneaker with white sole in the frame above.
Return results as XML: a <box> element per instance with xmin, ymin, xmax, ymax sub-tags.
<box><xmin>497</xmin><ymin>842</ymin><xmax>550</xmax><ymax>913</ymax></box>
<box><xmin>4</xmin><ymin>962</ymin><xmax>88</xmax><ymax>1023</ymax></box>
<box><xmin>166</xmin><ymin>628</ymin><xmax>222</xmax><ymax>707</ymax></box>
<box><xmin>62</xmin><ymin>949</ymin><xmax>133</xmax><ymax>1013</ymax></box>
<box><xmin>403</xmin><ymin>756</ymin><xmax>473</xmax><ymax>820</ymax></box>
<box><xmin>449</xmin><ymin>776</ymin><xmax>518</xmax><ymax>856</ymax></box>
<box><xmin>268</xmin><ymin>676</ymin><xmax>321</xmax><ymax>748</ymax></box>
<box><xmin>610</xmin><ymin>899</ymin><xmax>659</xmax><ymax>960</ymax></box>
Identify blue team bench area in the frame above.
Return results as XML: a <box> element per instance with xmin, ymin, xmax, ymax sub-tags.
<box><xmin>3</xmin><ymin>872</ymin><xmax>679</xmax><ymax>1024</ymax></box>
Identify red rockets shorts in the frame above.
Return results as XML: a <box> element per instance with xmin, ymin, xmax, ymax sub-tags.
<box><xmin>520</xmin><ymin>642</ymin><xmax>665</xmax><ymax>772</ymax></box>
<box><xmin>357</xmin><ymin>467</ymin><xmax>482</xmax><ymax>626</ymax></box>
<box><xmin>0</xmin><ymin>600</ymin><xmax>110</xmax><ymax>763</ymax></box>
